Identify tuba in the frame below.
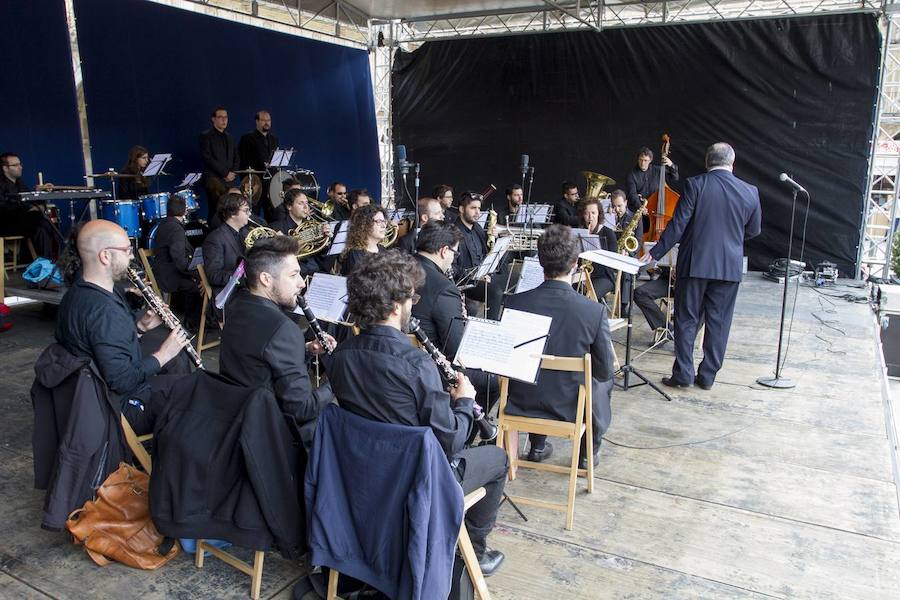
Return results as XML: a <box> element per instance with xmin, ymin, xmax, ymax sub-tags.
<box><xmin>617</xmin><ymin>198</ymin><xmax>647</xmax><ymax>254</ymax></box>
<box><xmin>290</xmin><ymin>219</ymin><xmax>333</xmax><ymax>258</ymax></box>
<box><xmin>582</xmin><ymin>171</ymin><xmax>616</xmax><ymax>200</ymax></box>
<box><xmin>244</xmin><ymin>217</ymin><xmax>279</xmax><ymax>250</ymax></box>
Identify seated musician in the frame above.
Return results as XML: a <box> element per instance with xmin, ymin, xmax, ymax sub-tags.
<box><xmin>271</xmin><ymin>188</ymin><xmax>330</xmax><ymax>276</ymax></box>
<box><xmin>55</xmin><ymin>220</ymin><xmax>190</xmax><ymax>434</ymax></box>
<box><xmin>489</xmin><ymin>184</ymin><xmax>523</xmax><ymax>226</ymax></box>
<box><xmin>0</xmin><ymin>152</ymin><xmax>57</xmax><ymax>258</ymax></box>
<box><xmin>577</xmin><ymin>197</ymin><xmax>620</xmax><ymax>301</ymax></box>
<box><xmin>452</xmin><ymin>191</ymin><xmax>504</xmax><ymax>320</ymax></box>
<box><xmin>348</xmin><ymin>188</ymin><xmax>371</xmax><ymax>213</ymax></box>
<box><xmin>504</xmin><ymin>225</ymin><xmax>615</xmax><ymax>468</ymax></box>
<box><xmin>610</xmin><ymin>189</ymin><xmax>643</xmax><ymax>256</ymax></box>
<box><xmin>118</xmin><ymin>146</ymin><xmax>150</xmax><ymax>200</ymax></box>
<box><xmin>338</xmin><ymin>204</ymin><xmax>386</xmax><ymax>276</ymax></box>
<box><xmin>434</xmin><ymin>184</ymin><xmax>457</xmax><ymax>222</ymax></box>
<box><xmin>327</xmin><ymin>250</ymin><xmax>507</xmax><ymax>576</ymax></box>
<box><xmin>325</xmin><ymin>181</ymin><xmax>351</xmax><ymax>222</ymax></box>
<box><xmin>219</xmin><ymin>236</ymin><xmax>333</xmax><ymax>446</ymax></box>
<box><xmin>201</xmin><ymin>193</ymin><xmax>249</xmax><ymax>298</ymax></box>
<box><xmin>152</xmin><ymin>194</ymin><xmax>202</xmax><ymax>327</ymax></box>
<box><xmin>551</xmin><ymin>181</ymin><xmax>581</xmax><ymax>227</ymax></box>
<box><xmin>397</xmin><ymin>196</ymin><xmax>444</xmax><ymax>253</ymax></box>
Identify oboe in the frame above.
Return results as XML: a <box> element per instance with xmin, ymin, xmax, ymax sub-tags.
<box><xmin>408</xmin><ymin>317</ymin><xmax>498</xmax><ymax>441</ymax></box>
<box><xmin>296</xmin><ymin>294</ymin><xmax>336</xmax><ymax>355</ymax></box>
<box><xmin>126</xmin><ymin>266</ymin><xmax>204</xmax><ymax>369</ymax></box>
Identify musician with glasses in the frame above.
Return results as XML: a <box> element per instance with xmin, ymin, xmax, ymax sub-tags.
<box><xmin>55</xmin><ymin>220</ymin><xmax>190</xmax><ymax>434</ymax></box>
<box><xmin>200</xmin><ymin>107</ymin><xmax>239</xmax><ymax>220</ymax></box>
<box><xmin>238</xmin><ymin>110</ymin><xmax>279</xmax><ymax>221</ymax></box>
<box><xmin>220</xmin><ymin>235</ymin><xmax>333</xmax><ymax>446</ymax></box>
<box><xmin>551</xmin><ymin>181</ymin><xmax>582</xmax><ymax>227</ymax></box>
<box><xmin>327</xmin><ymin>250</ymin><xmax>507</xmax><ymax>576</ymax></box>
<box><xmin>202</xmin><ymin>193</ymin><xmax>250</xmax><ymax>299</ymax></box>
<box><xmin>325</xmin><ymin>181</ymin><xmax>351</xmax><ymax>222</ymax></box>
<box><xmin>433</xmin><ymin>184</ymin><xmax>456</xmax><ymax>222</ymax></box>
<box><xmin>338</xmin><ymin>204</ymin><xmax>387</xmax><ymax>276</ymax></box>
<box><xmin>1</xmin><ymin>152</ymin><xmax>57</xmax><ymax>258</ymax></box>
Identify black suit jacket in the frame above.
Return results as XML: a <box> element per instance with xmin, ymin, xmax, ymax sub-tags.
<box><xmin>153</xmin><ymin>217</ymin><xmax>195</xmax><ymax>293</ymax></box>
<box><xmin>452</xmin><ymin>220</ymin><xmax>487</xmax><ymax>280</ymax></box>
<box><xmin>199</xmin><ymin>128</ymin><xmax>239</xmax><ymax>181</ymax></box>
<box><xmin>504</xmin><ymin>280</ymin><xmax>614</xmax><ymax>424</ymax></box>
<box><xmin>649</xmin><ymin>169</ymin><xmax>761</xmax><ymax>282</ymax></box>
<box><xmin>238</xmin><ymin>130</ymin><xmax>279</xmax><ymax>172</ymax></box>
<box><xmin>412</xmin><ymin>255</ymin><xmax>466</xmax><ymax>359</ymax></box>
<box><xmin>551</xmin><ymin>198</ymin><xmax>580</xmax><ymax>227</ymax></box>
<box><xmin>201</xmin><ymin>223</ymin><xmax>245</xmax><ymax>293</ymax></box>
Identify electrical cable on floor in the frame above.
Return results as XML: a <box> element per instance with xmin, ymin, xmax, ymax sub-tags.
<box><xmin>601</xmin><ymin>424</ymin><xmax>752</xmax><ymax>450</ymax></box>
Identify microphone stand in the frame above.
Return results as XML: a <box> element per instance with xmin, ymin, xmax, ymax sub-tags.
<box><xmin>757</xmin><ymin>185</ymin><xmax>806</xmax><ymax>389</ymax></box>
<box><xmin>413</xmin><ymin>162</ymin><xmax>420</xmax><ymax>244</ymax></box>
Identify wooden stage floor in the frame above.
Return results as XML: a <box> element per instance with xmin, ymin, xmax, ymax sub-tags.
<box><xmin>1</xmin><ymin>274</ymin><xmax>897</xmax><ymax>599</ymax></box>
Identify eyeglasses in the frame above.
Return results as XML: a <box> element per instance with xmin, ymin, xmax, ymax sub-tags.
<box><xmin>102</xmin><ymin>245</ymin><xmax>133</xmax><ymax>256</ymax></box>
<box><xmin>445</xmin><ymin>246</ymin><xmax>459</xmax><ymax>255</ymax></box>
<box><xmin>373</xmin><ymin>219</ymin><xmax>387</xmax><ymax>226</ymax></box>
<box><xmin>335</xmin><ymin>192</ymin><xmax>347</xmax><ymax>196</ymax></box>
<box><xmin>240</xmin><ymin>207</ymin><xmax>251</xmax><ymax>214</ymax></box>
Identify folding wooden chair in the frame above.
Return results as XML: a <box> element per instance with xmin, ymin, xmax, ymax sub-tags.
<box><xmin>137</xmin><ymin>248</ymin><xmax>167</xmax><ymax>301</ymax></box>
<box><xmin>496</xmin><ymin>353</ymin><xmax>593</xmax><ymax>530</ymax></box>
<box><xmin>195</xmin><ymin>264</ymin><xmax>223</xmax><ymax>356</ymax></box>
<box><xmin>326</xmin><ymin>488</ymin><xmax>491</xmax><ymax>600</ymax></box>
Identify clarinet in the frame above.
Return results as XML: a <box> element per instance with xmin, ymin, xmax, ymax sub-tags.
<box><xmin>408</xmin><ymin>317</ymin><xmax>498</xmax><ymax>441</ymax></box>
<box><xmin>297</xmin><ymin>294</ymin><xmax>336</xmax><ymax>355</ymax></box>
<box><xmin>126</xmin><ymin>266</ymin><xmax>204</xmax><ymax>369</ymax></box>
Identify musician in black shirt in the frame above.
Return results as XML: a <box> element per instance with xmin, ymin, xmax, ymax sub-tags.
<box><xmin>238</xmin><ymin>111</ymin><xmax>279</xmax><ymax>221</ymax></box>
<box><xmin>152</xmin><ymin>194</ymin><xmax>202</xmax><ymax>327</ymax></box>
<box><xmin>577</xmin><ymin>198</ymin><xmax>619</xmax><ymax>300</ymax></box>
<box><xmin>271</xmin><ymin>188</ymin><xmax>330</xmax><ymax>275</ymax></box>
<box><xmin>452</xmin><ymin>192</ymin><xmax>504</xmax><ymax>320</ymax></box>
<box><xmin>0</xmin><ymin>152</ymin><xmax>56</xmax><ymax>258</ymax></box>
<box><xmin>625</xmin><ymin>146</ymin><xmax>679</xmax><ymax>212</ymax></box>
<box><xmin>327</xmin><ymin>250</ymin><xmax>507</xmax><ymax>575</ymax></box>
<box><xmin>325</xmin><ymin>181</ymin><xmax>351</xmax><ymax>222</ymax></box>
<box><xmin>118</xmin><ymin>146</ymin><xmax>150</xmax><ymax>200</ymax></box>
<box><xmin>200</xmin><ymin>107</ymin><xmax>239</xmax><ymax>220</ymax></box>
<box><xmin>338</xmin><ymin>204</ymin><xmax>386</xmax><ymax>276</ymax></box>
<box><xmin>397</xmin><ymin>196</ymin><xmax>444</xmax><ymax>254</ymax></box>
<box><xmin>433</xmin><ymin>184</ymin><xmax>457</xmax><ymax>222</ymax></box>
<box><xmin>551</xmin><ymin>180</ymin><xmax>581</xmax><ymax>227</ymax></box>
<box><xmin>489</xmin><ymin>184</ymin><xmax>523</xmax><ymax>227</ymax></box>
<box><xmin>202</xmin><ymin>193</ymin><xmax>249</xmax><ymax>298</ymax></box>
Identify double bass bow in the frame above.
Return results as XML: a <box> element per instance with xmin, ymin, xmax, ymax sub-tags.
<box><xmin>645</xmin><ymin>133</ymin><xmax>680</xmax><ymax>243</ymax></box>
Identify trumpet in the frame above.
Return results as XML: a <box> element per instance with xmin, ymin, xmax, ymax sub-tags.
<box><xmin>309</xmin><ymin>198</ymin><xmax>336</xmax><ymax>220</ymax></box>
<box><xmin>126</xmin><ymin>266</ymin><xmax>204</xmax><ymax>369</ymax></box>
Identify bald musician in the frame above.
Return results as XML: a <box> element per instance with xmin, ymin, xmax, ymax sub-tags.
<box><xmin>55</xmin><ymin>220</ymin><xmax>190</xmax><ymax>434</ymax></box>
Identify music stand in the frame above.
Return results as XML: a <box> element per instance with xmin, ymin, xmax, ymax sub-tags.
<box><xmin>579</xmin><ymin>249</ymin><xmax>672</xmax><ymax>402</ymax></box>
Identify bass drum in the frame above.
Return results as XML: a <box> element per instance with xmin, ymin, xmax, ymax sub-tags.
<box><xmin>269</xmin><ymin>169</ymin><xmax>319</xmax><ymax>209</ymax></box>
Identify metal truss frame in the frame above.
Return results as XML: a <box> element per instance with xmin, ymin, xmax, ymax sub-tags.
<box><xmin>370</xmin><ymin>22</ymin><xmax>395</xmax><ymax>205</ymax></box>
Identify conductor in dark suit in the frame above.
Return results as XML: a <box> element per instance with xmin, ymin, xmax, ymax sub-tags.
<box><xmin>202</xmin><ymin>193</ymin><xmax>249</xmax><ymax>298</ymax></box>
<box><xmin>504</xmin><ymin>225</ymin><xmax>616</xmax><ymax>469</ymax></box>
<box><xmin>200</xmin><ymin>107</ymin><xmax>239</xmax><ymax>220</ymax></box>
<box><xmin>644</xmin><ymin>143</ymin><xmax>762</xmax><ymax>389</ymax></box>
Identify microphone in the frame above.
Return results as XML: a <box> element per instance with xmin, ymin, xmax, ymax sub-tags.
<box><xmin>779</xmin><ymin>173</ymin><xmax>807</xmax><ymax>194</ymax></box>
<box><xmin>397</xmin><ymin>145</ymin><xmax>410</xmax><ymax>175</ymax></box>
<box><xmin>520</xmin><ymin>154</ymin><xmax>529</xmax><ymax>175</ymax></box>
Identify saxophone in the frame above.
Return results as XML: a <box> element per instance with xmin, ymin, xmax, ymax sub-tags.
<box><xmin>485</xmin><ymin>209</ymin><xmax>498</xmax><ymax>250</ymax></box>
<box><xmin>617</xmin><ymin>197</ymin><xmax>647</xmax><ymax>254</ymax></box>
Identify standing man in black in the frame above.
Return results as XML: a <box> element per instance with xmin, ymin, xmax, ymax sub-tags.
<box><xmin>238</xmin><ymin>110</ymin><xmax>279</xmax><ymax>221</ymax></box>
<box><xmin>626</xmin><ymin>146</ymin><xmax>679</xmax><ymax>213</ymax></box>
<box><xmin>643</xmin><ymin>143</ymin><xmax>761</xmax><ymax>389</ymax></box>
<box><xmin>452</xmin><ymin>192</ymin><xmax>503</xmax><ymax>320</ymax></box>
<box><xmin>551</xmin><ymin>181</ymin><xmax>581</xmax><ymax>227</ymax></box>
<box><xmin>220</xmin><ymin>236</ymin><xmax>333</xmax><ymax>446</ymax></box>
<box><xmin>200</xmin><ymin>107</ymin><xmax>239</xmax><ymax>221</ymax></box>
<box><xmin>202</xmin><ymin>193</ymin><xmax>249</xmax><ymax>299</ymax></box>
<box><xmin>327</xmin><ymin>250</ymin><xmax>507</xmax><ymax>576</ymax></box>
<box><xmin>505</xmin><ymin>225</ymin><xmax>615</xmax><ymax>468</ymax></box>
<box><xmin>1</xmin><ymin>152</ymin><xmax>56</xmax><ymax>258</ymax></box>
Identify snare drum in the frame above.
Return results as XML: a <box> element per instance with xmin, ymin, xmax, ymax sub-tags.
<box><xmin>101</xmin><ymin>200</ymin><xmax>141</xmax><ymax>238</ymax></box>
<box><xmin>175</xmin><ymin>189</ymin><xmax>199</xmax><ymax>213</ymax></box>
<box><xmin>139</xmin><ymin>192</ymin><xmax>169</xmax><ymax>222</ymax></box>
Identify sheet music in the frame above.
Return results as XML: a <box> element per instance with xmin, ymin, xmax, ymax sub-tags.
<box><xmin>178</xmin><ymin>172</ymin><xmax>202</xmax><ymax>188</ymax></box>
<box><xmin>643</xmin><ymin>241</ymin><xmax>678</xmax><ymax>267</ymax></box>
<box><xmin>214</xmin><ymin>260</ymin><xmax>245</xmax><ymax>309</ymax></box>
<box><xmin>142</xmin><ymin>154</ymin><xmax>172</xmax><ymax>178</ymax></box>
<box><xmin>327</xmin><ymin>221</ymin><xmax>350</xmax><ymax>256</ymax></box>
<box><xmin>456</xmin><ymin>309</ymin><xmax>552</xmax><ymax>383</ymax></box>
<box><xmin>514</xmin><ymin>256</ymin><xmax>544</xmax><ymax>294</ymax></box>
<box><xmin>579</xmin><ymin>248</ymin><xmax>643</xmax><ymax>275</ymax></box>
<box><xmin>571</xmin><ymin>228</ymin><xmax>602</xmax><ymax>252</ymax></box>
<box><xmin>602</xmin><ymin>198</ymin><xmax>616</xmax><ymax>229</ymax></box>
<box><xmin>474</xmin><ymin>235</ymin><xmax>511</xmax><ymax>280</ymax></box>
<box><xmin>298</xmin><ymin>273</ymin><xmax>348</xmax><ymax>322</ymax></box>
<box><xmin>512</xmin><ymin>204</ymin><xmax>551</xmax><ymax>224</ymax></box>
<box><xmin>270</xmin><ymin>148</ymin><xmax>294</xmax><ymax>168</ymax></box>
<box><xmin>476</xmin><ymin>212</ymin><xmax>489</xmax><ymax>227</ymax></box>
<box><xmin>188</xmin><ymin>248</ymin><xmax>203</xmax><ymax>270</ymax></box>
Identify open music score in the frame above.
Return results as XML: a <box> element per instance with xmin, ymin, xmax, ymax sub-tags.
<box><xmin>298</xmin><ymin>273</ymin><xmax>348</xmax><ymax>322</ymax></box>
<box><xmin>511</xmin><ymin>203</ymin><xmax>552</xmax><ymax>225</ymax></box>
<box><xmin>579</xmin><ymin>248</ymin><xmax>642</xmax><ymax>275</ymax></box>
<box><xmin>474</xmin><ymin>235</ymin><xmax>511</xmax><ymax>280</ymax></box>
<box><xmin>270</xmin><ymin>148</ymin><xmax>294</xmax><ymax>168</ymax></box>
<box><xmin>514</xmin><ymin>256</ymin><xmax>544</xmax><ymax>294</ymax></box>
<box><xmin>456</xmin><ymin>308</ymin><xmax>552</xmax><ymax>383</ymax></box>
<box><xmin>326</xmin><ymin>221</ymin><xmax>350</xmax><ymax>256</ymax></box>
<box><xmin>142</xmin><ymin>153</ymin><xmax>172</xmax><ymax>178</ymax></box>
<box><xmin>571</xmin><ymin>228</ymin><xmax>602</xmax><ymax>252</ymax></box>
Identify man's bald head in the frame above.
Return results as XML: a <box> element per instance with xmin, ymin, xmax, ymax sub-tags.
<box><xmin>77</xmin><ymin>220</ymin><xmax>130</xmax><ymax>262</ymax></box>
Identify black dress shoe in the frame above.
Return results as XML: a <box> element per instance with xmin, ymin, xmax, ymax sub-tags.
<box><xmin>661</xmin><ymin>376</ymin><xmax>692</xmax><ymax>389</ymax></box>
<box><xmin>478</xmin><ymin>549</ymin><xmax>505</xmax><ymax>577</ymax></box>
<box><xmin>694</xmin><ymin>377</ymin><xmax>713</xmax><ymax>390</ymax></box>
<box><xmin>578</xmin><ymin>450</ymin><xmax>600</xmax><ymax>470</ymax></box>
<box><xmin>527</xmin><ymin>441</ymin><xmax>553</xmax><ymax>463</ymax></box>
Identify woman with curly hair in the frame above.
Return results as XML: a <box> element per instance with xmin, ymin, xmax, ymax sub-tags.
<box><xmin>338</xmin><ymin>203</ymin><xmax>387</xmax><ymax>276</ymax></box>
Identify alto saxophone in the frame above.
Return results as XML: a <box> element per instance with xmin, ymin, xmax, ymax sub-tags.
<box><xmin>485</xmin><ymin>209</ymin><xmax>498</xmax><ymax>250</ymax></box>
<box><xmin>617</xmin><ymin>197</ymin><xmax>647</xmax><ymax>254</ymax></box>
<box><xmin>126</xmin><ymin>266</ymin><xmax>204</xmax><ymax>369</ymax></box>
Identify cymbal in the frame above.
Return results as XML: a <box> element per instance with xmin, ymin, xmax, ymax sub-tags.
<box><xmin>235</xmin><ymin>168</ymin><xmax>266</xmax><ymax>175</ymax></box>
<box><xmin>85</xmin><ymin>171</ymin><xmax>137</xmax><ymax>178</ymax></box>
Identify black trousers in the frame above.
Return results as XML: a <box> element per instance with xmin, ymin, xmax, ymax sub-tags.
<box><xmin>672</xmin><ymin>277</ymin><xmax>740</xmax><ymax>385</ymax></box>
<box><xmin>634</xmin><ymin>276</ymin><xmax>670</xmax><ymax>331</ymax></box>
<box><xmin>121</xmin><ymin>373</ymin><xmax>184</xmax><ymax>436</ymax></box>
<box><xmin>528</xmin><ymin>377</ymin><xmax>612</xmax><ymax>452</ymax></box>
<box><xmin>453</xmin><ymin>445</ymin><xmax>508</xmax><ymax>557</ymax></box>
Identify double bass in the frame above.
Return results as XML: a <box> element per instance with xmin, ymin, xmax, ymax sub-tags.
<box><xmin>644</xmin><ymin>133</ymin><xmax>680</xmax><ymax>242</ymax></box>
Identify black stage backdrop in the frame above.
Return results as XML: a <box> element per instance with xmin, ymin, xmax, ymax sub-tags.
<box><xmin>393</xmin><ymin>13</ymin><xmax>880</xmax><ymax>273</ymax></box>
<box><xmin>73</xmin><ymin>0</ymin><xmax>380</xmax><ymax>214</ymax></box>
<box><xmin>0</xmin><ymin>1</ymin><xmax>83</xmax><ymax>190</ymax></box>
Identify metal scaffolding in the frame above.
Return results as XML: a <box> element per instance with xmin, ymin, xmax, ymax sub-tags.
<box><xmin>370</xmin><ymin>22</ymin><xmax>395</xmax><ymax>205</ymax></box>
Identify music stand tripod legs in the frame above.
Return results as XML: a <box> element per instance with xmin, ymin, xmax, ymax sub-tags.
<box><xmin>615</xmin><ymin>271</ymin><xmax>673</xmax><ymax>401</ymax></box>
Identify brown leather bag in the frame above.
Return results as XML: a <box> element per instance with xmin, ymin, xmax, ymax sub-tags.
<box><xmin>66</xmin><ymin>462</ymin><xmax>179</xmax><ymax>569</ymax></box>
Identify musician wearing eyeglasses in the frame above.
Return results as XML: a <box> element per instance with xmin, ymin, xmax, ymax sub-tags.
<box><xmin>200</xmin><ymin>107</ymin><xmax>239</xmax><ymax>220</ymax></box>
<box><xmin>338</xmin><ymin>204</ymin><xmax>386</xmax><ymax>276</ymax></box>
<box><xmin>504</xmin><ymin>225</ymin><xmax>615</xmax><ymax>468</ymax></box>
<box><xmin>452</xmin><ymin>192</ymin><xmax>504</xmax><ymax>320</ymax></box>
<box><xmin>326</xmin><ymin>250</ymin><xmax>507</xmax><ymax>576</ymax></box>
<box><xmin>551</xmin><ymin>181</ymin><xmax>582</xmax><ymax>227</ymax></box>
<box><xmin>397</xmin><ymin>196</ymin><xmax>444</xmax><ymax>254</ymax></box>
<box><xmin>326</xmin><ymin>181</ymin><xmax>351</xmax><ymax>222</ymax></box>
<box><xmin>626</xmin><ymin>146</ymin><xmax>679</xmax><ymax>213</ymax></box>
<box><xmin>55</xmin><ymin>220</ymin><xmax>190</xmax><ymax>435</ymax></box>
<box><xmin>202</xmin><ymin>193</ymin><xmax>249</xmax><ymax>299</ymax></box>
<box><xmin>433</xmin><ymin>184</ymin><xmax>457</xmax><ymax>222</ymax></box>
<box><xmin>1</xmin><ymin>152</ymin><xmax>57</xmax><ymax>258</ymax></box>
<box><xmin>219</xmin><ymin>236</ymin><xmax>333</xmax><ymax>446</ymax></box>
<box><xmin>238</xmin><ymin>110</ymin><xmax>279</xmax><ymax>221</ymax></box>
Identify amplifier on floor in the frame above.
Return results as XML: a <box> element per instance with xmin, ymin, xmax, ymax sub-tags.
<box><xmin>879</xmin><ymin>309</ymin><xmax>900</xmax><ymax>377</ymax></box>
